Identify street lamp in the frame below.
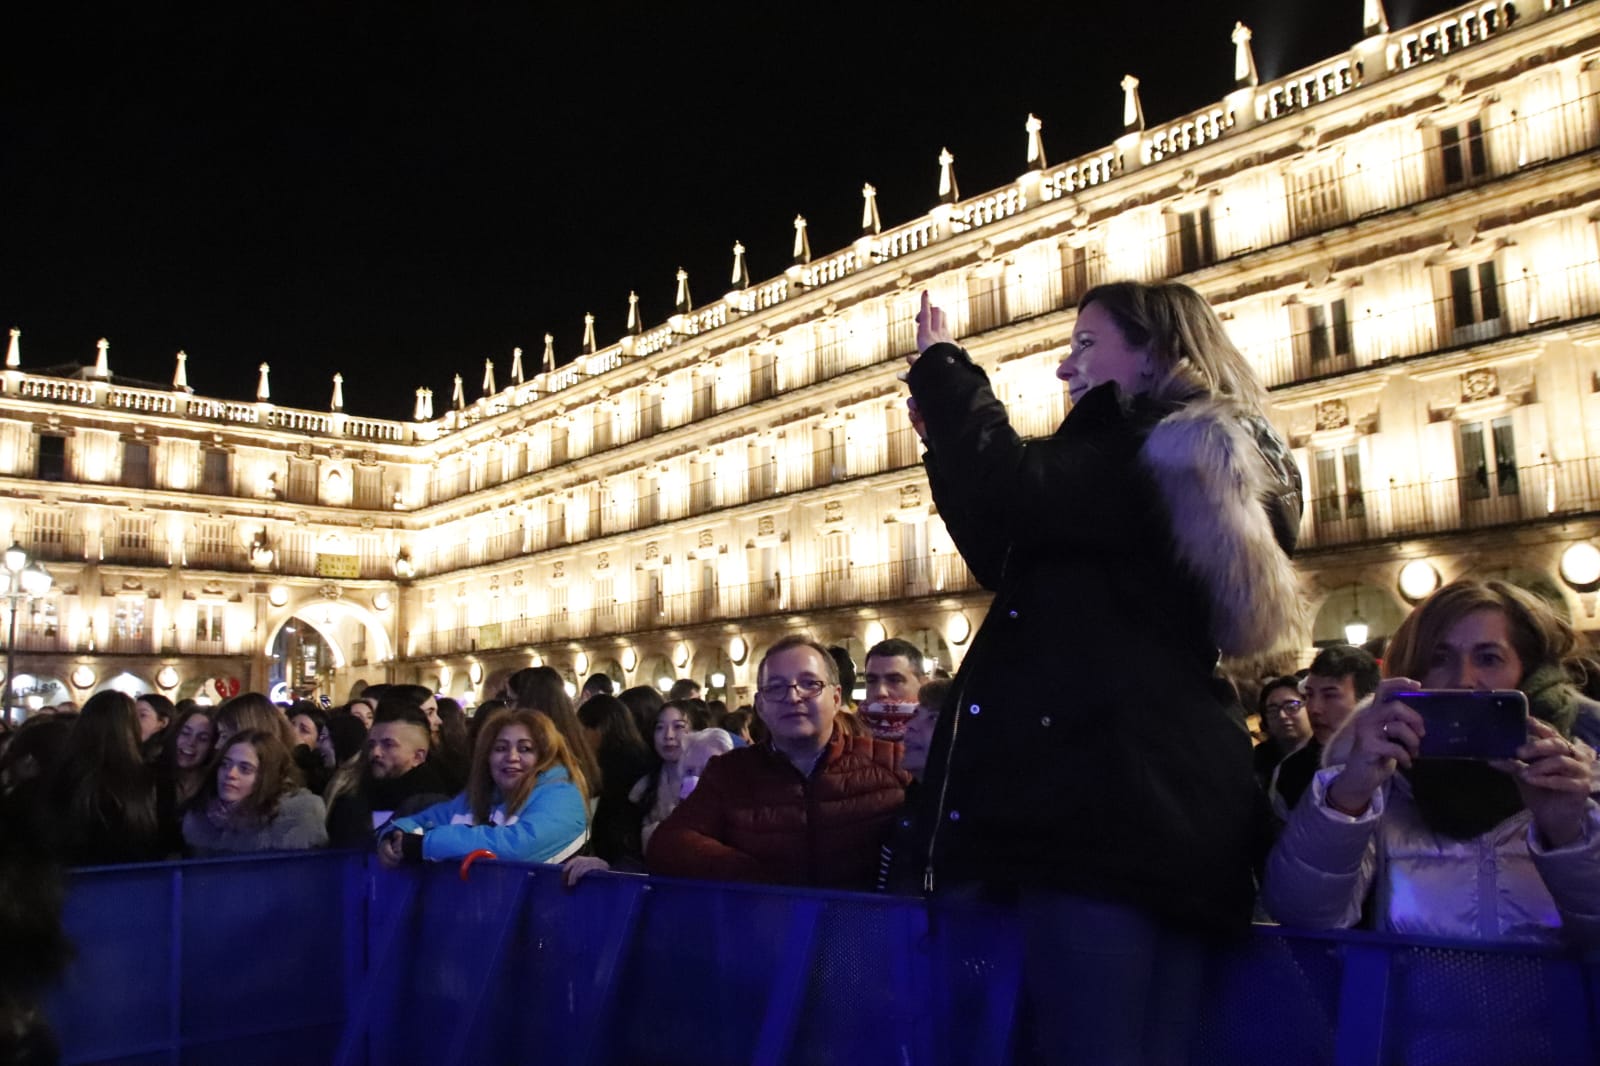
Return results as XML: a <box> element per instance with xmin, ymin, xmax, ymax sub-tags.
<box><xmin>0</xmin><ymin>542</ymin><xmax>53</xmax><ymax>725</ymax></box>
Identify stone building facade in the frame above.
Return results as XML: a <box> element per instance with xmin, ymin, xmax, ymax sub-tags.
<box><xmin>2</xmin><ymin>0</ymin><xmax>1598</xmax><ymax>712</ymax></box>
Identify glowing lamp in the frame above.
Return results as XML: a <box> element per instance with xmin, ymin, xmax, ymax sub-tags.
<box><xmin>1560</xmin><ymin>543</ymin><xmax>1600</xmax><ymax>591</ymax></box>
<box><xmin>1398</xmin><ymin>560</ymin><xmax>1441</xmax><ymax>603</ymax></box>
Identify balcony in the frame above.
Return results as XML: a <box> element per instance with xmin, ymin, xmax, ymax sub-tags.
<box><xmin>405</xmin><ymin>554</ymin><xmax>978</xmax><ymax>658</ymax></box>
<box><xmin>1300</xmin><ymin>457</ymin><xmax>1600</xmax><ymax>550</ymax></box>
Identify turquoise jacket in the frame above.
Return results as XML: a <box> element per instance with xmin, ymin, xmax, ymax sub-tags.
<box><xmin>389</xmin><ymin>766</ymin><xmax>587</xmax><ymax>864</ymax></box>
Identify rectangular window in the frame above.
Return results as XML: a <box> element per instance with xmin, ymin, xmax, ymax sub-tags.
<box><xmin>749</xmin><ymin>352</ymin><xmax>778</xmax><ymax>402</ymax></box>
<box><xmin>115</xmin><ymin>597</ymin><xmax>145</xmax><ymax>640</ymax></box>
<box><xmin>1306</xmin><ymin>299</ymin><xmax>1352</xmax><ymax>365</ymax></box>
<box><xmin>550</xmin><ymin>425</ymin><xmax>569</xmax><ymax>466</ymax></box>
<box><xmin>202</xmin><ymin>449</ymin><xmax>230</xmax><ymax>495</ymax></box>
<box><xmin>690</xmin><ymin>460</ymin><xmax>715</xmax><ymax>513</ymax></box>
<box><xmin>354</xmin><ymin>465</ymin><xmax>383</xmax><ymax>509</ymax></box>
<box><xmin>286</xmin><ymin>459</ymin><xmax>318</xmax><ymax>504</ymax></box>
<box><xmin>747</xmin><ymin>443</ymin><xmax>775</xmax><ymax>500</ymax></box>
<box><xmin>593</xmin><ymin>408</ymin><xmax>613</xmax><ymax>452</ymax></box>
<box><xmin>1459</xmin><ymin>417</ymin><xmax>1519</xmax><ymax>500</ymax></box>
<box><xmin>693</xmin><ymin>373</ymin><xmax>715</xmax><ymax>421</ymax></box>
<box><xmin>37</xmin><ymin>435</ymin><xmax>65</xmax><ymax>482</ymax></box>
<box><xmin>1173</xmin><ymin>206</ymin><xmax>1216</xmax><ymax>273</ymax></box>
<box><xmin>192</xmin><ymin>521</ymin><xmax>230</xmax><ymax>566</ymax></box>
<box><xmin>122</xmin><ymin>442</ymin><xmax>151</xmax><ymax>489</ymax></box>
<box><xmin>1312</xmin><ymin>445</ymin><xmax>1366</xmax><ymax>524</ymax></box>
<box><xmin>1450</xmin><ymin>262</ymin><xmax>1502</xmax><ymax>329</ymax></box>
<box><xmin>639</xmin><ymin>393</ymin><xmax>661</xmax><ymax>437</ymax></box>
<box><xmin>195</xmin><ymin>603</ymin><xmax>223</xmax><ymax>643</ymax></box>
<box><xmin>967</xmin><ymin>272</ymin><xmax>1007</xmax><ymax>334</ymax></box>
<box><xmin>812</xmin><ymin>426</ymin><xmax>846</xmax><ymax>486</ymax></box>
<box><xmin>546</xmin><ymin>501</ymin><xmax>567</xmax><ymax>548</ymax></box>
<box><xmin>1289</xmin><ymin>162</ymin><xmax>1346</xmax><ymax>234</ymax></box>
<box><xmin>1440</xmin><ymin>118</ymin><xmax>1488</xmax><ymax>188</ymax></box>
<box><xmin>28</xmin><ymin>510</ymin><xmax>64</xmax><ymax>553</ymax></box>
<box><xmin>820</xmin><ymin>533</ymin><xmax>851</xmax><ymax>597</ymax></box>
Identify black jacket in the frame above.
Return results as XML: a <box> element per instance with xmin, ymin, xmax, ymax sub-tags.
<box><xmin>326</xmin><ymin>761</ymin><xmax>453</xmax><ymax>849</ymax></box>
<box><xmin>907</xmin><ymin>343</ymin><xmax>1303</xmax><ymax>935</ymax></box>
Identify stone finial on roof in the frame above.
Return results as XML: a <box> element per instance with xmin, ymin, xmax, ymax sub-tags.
<box><xmin>482</xmin><ymin>358</ymin><xmax>496</xmax><ymax>396</ymax></box>
<box><xmin>627</xmin><ymin>291</ymin><xmax>642</xmax><ymax>335</ymax></box>
<box><xmin>93</xmin><ymin>338</ymin><xmax>111</xmax><ymax>379</ymax></box>
<box><xmin>674</xmin><ymin>269</ymin><xmax>693</xmax><ymax>315</ymax></box>
<box><xmin>6</xmin><ymin>328</ymin><xmax>19</xmax><ymax>369</ymax></box>
<box><xmin>1364</xmin><ymin>0</ymin><xmax>1389</xmax><ymax>36</ymax></box>
<box><xmin>583</xmin><ymin>313</ymin><xmax>597</xmax><ymax>355</ymax></box>
<box><xmin>937</xmin><ymin>148</ymin><xmax>960</xmax><ymax>204</ymax></box>
<box><xmin>792</xmin><ymin>217</ymin><xmax>812</xmax><ymax>266</ymax></box>
<box><xmin>731</xmin><ymin>241</ymin><xmax>751</xmax><ymax>289</ymax></box>
<box><xmin>510</xmin><ymin>346</ymin><xmax>524</xmax><ymax>385</ymax></box>
<box><xmin>451</xmin><ymin>374</ymin><xmax>465</xmax><ymax>410</ymax></box>
<box><xmin>1232</xmin><ymin>23</ymin><xmax>1259</xmax><ymax>88</ymax></box>
<box><xmin>1025</xmin><ymin>114</ymin><xmax>1047</xmax><ymax>170</ymax></box>
<box><xmin>256</xmin><ymin>363</ymin><xmax>271</xmax><ymax>401</ymax></box>
<box><xmin>414</xmin><ymin>387</ymin><xmax>427</xmax><ymax>421</ymax></box>
<box><xmin>331</xmin><ymin>372</ymin><xmax>344</xmax><ymax>412</ymax></box>
<box><xmin>542</xmin><ymin>333</ymin><xmax>556</xmax><ymax>375</ymax></box>
<box><xmin>1121</xmin><ymin>75</ymin><xmax>1145</xmax><ymax>133</ymax></box>
<box><xmin>861</xmin><ymin>184</ymin><xmax>881</xmax><ymax>237</ymax></box>
<box><xmin>424</xmin><ymin>387</ymin><xmax>435</xmax><ymax>420</ymax></box>
<box><xmin>173</xmin><ymin>350</ymin><xmax>191</xmax><ymax>392</ymax></box>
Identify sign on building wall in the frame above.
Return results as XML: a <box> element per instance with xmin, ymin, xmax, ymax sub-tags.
<box><xmin>477</xmin><ymin>623</ymin><xmax>502</xmax><ymax>649</ymax></box>
<box><xmin>315</xmin><ymin>554</ymin><xmax>360</xmax><ymax>579</ymax></box>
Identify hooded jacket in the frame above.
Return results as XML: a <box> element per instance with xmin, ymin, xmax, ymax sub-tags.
<box><xmin>907</xmin><ymin>342</ymin><xmax>1304</xmax><ymax>935</ymax></box>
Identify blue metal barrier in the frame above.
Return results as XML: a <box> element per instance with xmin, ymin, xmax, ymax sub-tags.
<box><xmin>46</xmin><ymin>853</ymin><xmax>1600</xmax><ymax>1065</ymax></box>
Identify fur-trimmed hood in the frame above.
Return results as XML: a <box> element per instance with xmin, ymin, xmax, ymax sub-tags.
<box><xmin>1140</xmin><ymin>395</ymin><xmax>1308</xmax><ymax>658</ymax></box>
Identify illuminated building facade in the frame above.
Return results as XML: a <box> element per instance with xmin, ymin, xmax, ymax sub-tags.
<box><xmin>2</xmin><ymin>0</ymin><xmax>1598</xmax><ymax>711</ymax></box>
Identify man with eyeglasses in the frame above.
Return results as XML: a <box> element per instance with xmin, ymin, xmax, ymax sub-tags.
<box><xmin>646</xmin><ymin>634</ymin><xmax>910</xmax><ymax>888</ymax></box>
<box><xmin>1253</xmin><ymin>676</ymin><xmax>1312</xmax><ymax>789</ymax></box>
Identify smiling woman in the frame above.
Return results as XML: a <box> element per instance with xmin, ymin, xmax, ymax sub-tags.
<box><xmin>378</xmin><ymin>708</ymin><xmax>589</xmax><ymax>866</ymax></box>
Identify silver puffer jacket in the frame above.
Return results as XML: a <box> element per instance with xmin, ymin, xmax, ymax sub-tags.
<box><xmin>1262</xmin><ymin>766</ymin><xmax>1600</xmax><ymax>946</ymax></box>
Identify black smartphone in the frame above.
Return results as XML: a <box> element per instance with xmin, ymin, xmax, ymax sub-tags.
<box><xmin>1391</xmin><ymin>689</ymin><xmax>1528</xmax><ymax>760</ymax></box>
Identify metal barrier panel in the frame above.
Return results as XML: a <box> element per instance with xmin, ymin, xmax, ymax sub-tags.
<box><xmin>46</xmin><ymin>851</ymin><xmax>364</xmax><ymax>1066</ymax></box>
<box><xmin>48</xmin><ymin>853</ymin><xmax>1600</xmax><ymax>1066</ymax></box>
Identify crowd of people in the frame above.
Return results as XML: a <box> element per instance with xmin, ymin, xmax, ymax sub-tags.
<box><xmin>3</xmin><ymin>280</ymin><xmax>1598</xmax><ymax>1066</ymax></box>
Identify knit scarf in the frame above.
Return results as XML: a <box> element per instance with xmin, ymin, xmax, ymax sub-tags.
<box><xmin>1405</xmin><ymin>665</ymin><xmax>1578</xmax><ymax>840</ymax></box>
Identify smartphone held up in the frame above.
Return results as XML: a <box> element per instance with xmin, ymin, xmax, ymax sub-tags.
<box><xmin>1391</xmin><ymin>689</ymin><xmax>1529</xmax><ymax>760</ymax></box>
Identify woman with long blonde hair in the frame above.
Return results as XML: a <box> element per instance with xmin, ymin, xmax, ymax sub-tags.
<box><xmin>378</xmin><ymin>708</ymin><xmax>588</xmax><ymax>866</ymax></box>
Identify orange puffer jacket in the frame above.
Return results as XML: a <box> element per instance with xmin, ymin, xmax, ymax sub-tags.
<box><xmin>646</xmin><ymin>727</ymin><xmax>909</xmax><ymax>890</ymax></box>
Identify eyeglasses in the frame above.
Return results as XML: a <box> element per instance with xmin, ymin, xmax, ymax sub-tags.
<box><xmin>1265</xmin><ymin>699</ymin><xmax>1305</xmax><ymax>715</ymax></box>
<box><xmin>757</xmin><ymin>678</ymin><xmax>829</xmax><ymax>701</ymax></box>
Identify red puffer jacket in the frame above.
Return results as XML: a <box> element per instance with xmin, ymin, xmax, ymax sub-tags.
<box><xmin>646</xmin><ymin>727</ymin><xmax>909</xmax><ymax>889</ymax></box>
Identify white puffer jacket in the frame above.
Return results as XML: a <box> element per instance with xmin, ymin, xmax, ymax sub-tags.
<box><xmin>1262</xmin><ymin>765</ymin><xmax>1600</xmax><ymax>946</ymax></box>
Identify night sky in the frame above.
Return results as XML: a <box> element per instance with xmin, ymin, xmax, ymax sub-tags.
<box><xmin>1</xmin><ymin>1</ymin><xmax>1466</xmax><ymax>420</ymax></box>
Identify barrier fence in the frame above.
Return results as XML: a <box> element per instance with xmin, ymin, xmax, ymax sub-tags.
<box><xmin>46</xmin><ymin>851</ymin><xmax>1600</xmax><ymax>1066</ymax></box>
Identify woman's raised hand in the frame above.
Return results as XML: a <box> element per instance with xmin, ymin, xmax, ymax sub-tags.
<box><xmin>1326</xmin><ymin>678</ymin><xmax>1426</xmax><ymax>816</ymax></box>
<box><xmin>912</xmin><ymin>290</ymin><xmax>954</xmax><ymax>361</ymax></box>
<box><xmin>1494</xmin><ymin>718</ymin><xmax>1596</xmax><ymax>849</ymax></box>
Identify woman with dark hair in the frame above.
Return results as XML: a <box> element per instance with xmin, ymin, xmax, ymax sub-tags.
<box><xmin>618</xmin><ymin>685</ymin><xmax>663</xmax><ymax>739</ymax></box>
<box><xmin>35</xmin><ymin>691</ymin><xmax>163</xmax><ymax>865</ymax></box>
<box><xmin>506</xmin><ymin>666</ymin><xmax>603</xmax><ymax>803</ymax></box>
<box><xmin>1265</xmin><ymin>580</ymin><xmax>1600</xmax><ymax>945</ymax></box>
<box><xmin>906</xmin><ymin>283</ymin><xmax>1304</xmax><ymax>1063</ymax></box>
<box><xmin>432</xmin><ymin>696</ymin><xmax>471</xmax><ymax>790</ymax></box>
<box><xmin>154</xmin><ymin>706</ymin><xmax>218</xmax><ymax>852</ymax></box>
<box><xmin>134</xmin><ymin>692</ymin><xmax>175</xmax><ymax>759</ymax></box>
<box><xmin>181</xmin><ymin>729</ymin><xmax>327</xmax><ymax>855</ymax></box>
<box><xmin>379</xmin><ymin>708</ymin><xmax>588</xmax><ymax>866</ymax></box>
<box><xmin>576</xmin><ymin>694</ymin><xmax>653</xmax><ymax>864</ymax></box>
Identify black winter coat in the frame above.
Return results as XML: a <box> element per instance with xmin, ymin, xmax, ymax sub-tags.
<box><xmin>907</xmin><ymin>342</ymin><xmax>1303</xmax><ymax>936</ymax></box>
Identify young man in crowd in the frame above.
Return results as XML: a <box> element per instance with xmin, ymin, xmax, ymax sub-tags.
<box><xmin>646</xmin><ymin>635</ymin><xmax>908</xmax><ymax>888</ymax></box>
<box><xmin>578</xmin><ymin>673</ymin><xmax>615</xmax><ymax>705</ymax></box>
<box><xmin>862</xmin><ymin>638</ymin><xmax>927</xmax><ymax>708</ymax></box>
<box><xmin>1270</xmin><ymin>645</ymin><xmax>1380</xmax><ymax>816</ymax></box>
<box><xmin>326</xmin><ymin>705</ymin><xmax>452</xmax><ymax>847</ymax></box>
